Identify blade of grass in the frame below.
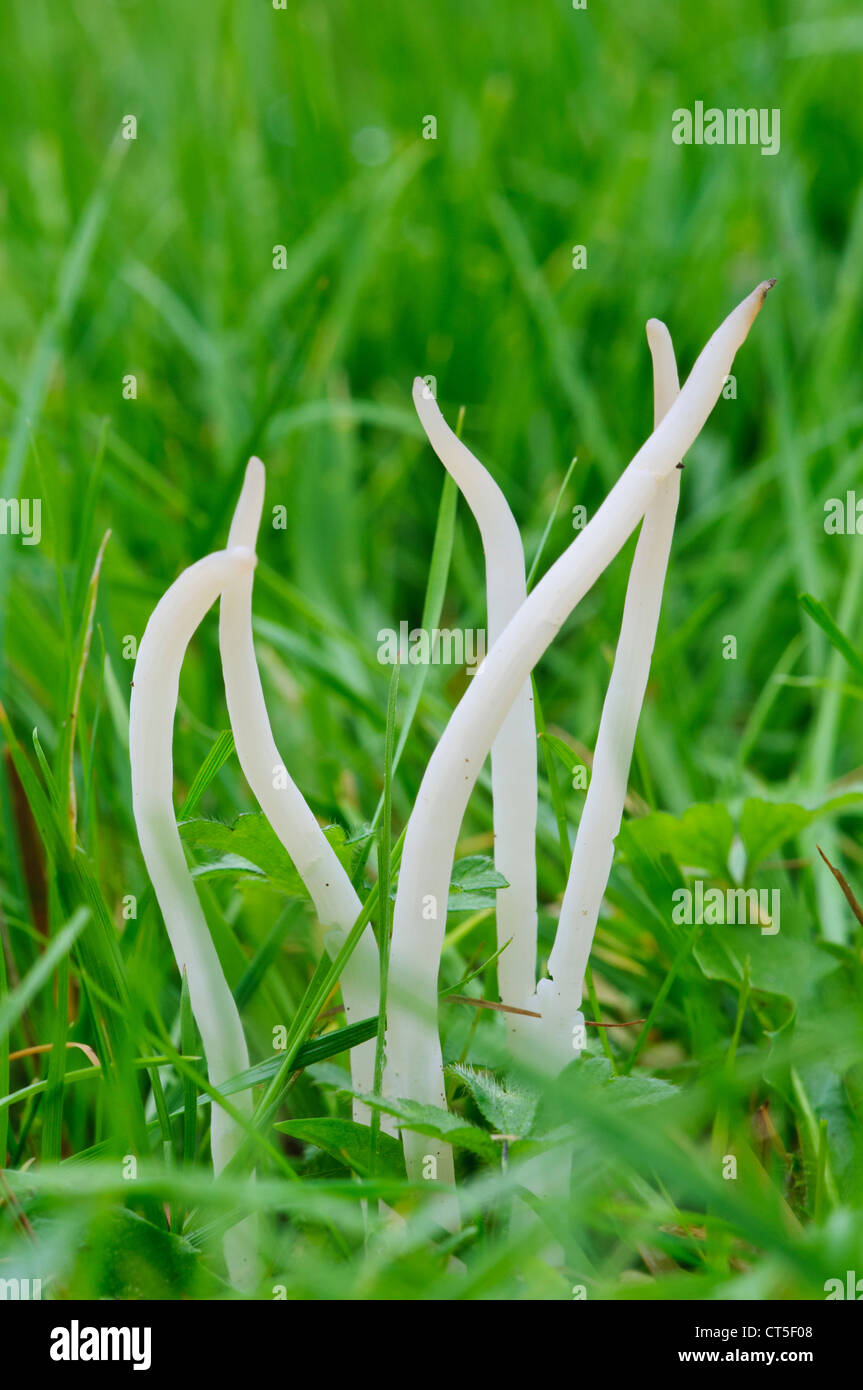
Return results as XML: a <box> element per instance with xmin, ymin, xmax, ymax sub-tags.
<box><xmin>229</xmin><ymin>829</ymin><xmax>407</xmax><ymax>1174</ymax></box>
<box><xmin>178</xmin><ymin>730</ymin><xmax>236</xmax><ymax>818</ymax></box>
<box><xmin>370</xmin><ymin>662</ymin><xmax>399</xmax><ymax>1172</ymax></box>
<box><xmin>621</xmin><ymin>919</ymin><xmax>700</xmax><ymax>1075</ymax></box>
<box><xmin>799</xmin><ymin>593</ymin><xmax>863</xmax><ymax>679</ymax></box>
<box><xmin>816</xmin><ymin>845</ymin><xmax>863</xmax><ymax>927</ymax></box>
<box><xmin>180</xmin><ymin>969</ymin><xmax>198</xmax><ymax>1167</ymax></box>
<box><xmin>488</xmin><ymin>192</ymin><xmax>615</xmax><ymax>483</ymax></box>
<box><xmin>42</xmin><ymin>883</ymin><xmax>69</xmax><ymax>1162</ymax></box>
<box><xmin>444</xmin><ymin>940</ymin><xmax>513</xmax><ymax>998</ymax></box>
<box><xmin>790</xmin><ymin>1067</ymin><xmax>839</xmax><ymax>1214</ymax></box>
<box><xmin>144</xmin><ymin>1022</ymin><xmax>298</xmax><ymax>1182</ymax></box>
<box><xmin>233</xmin><ymin>902</ymin><xmax>297</xmax><ymax>1013</ymax></box>
<box><xmin>0</xmin><ymin>1054</ymin><xmax>202</xmax><ymax>1118</ymax></box>
<box><xmin>374</xmin><ymin>471</ymin><xmax>458</xmax><ymax>824</ymax></box>
<box><xmin>56</xmin><ymin>530</ymin><xmax>111</xmax><ymax>849</ymax></box>
<box><xmin>0</xmin><ymin>910</ymin><xmax>88</xmax><ymax>1042</ymax></box>
<box><xmin>534</xmin><ymin>684</ymin><xmax>571</xmax><ymax>873</ymax></box>
<box><xmin>0</xmin><ymin>137</ymin><xmax>126</xmax><ymax>683</ymax></box>
<box><xmin>148</xmin><ymin>1063</ymin><xmax>174</xmax><ymax>1165</ymax></box>
<box><xmin>526</xmin><ymin>455</ymin><xmax>579</xmax><ymax>588</ymax></box>
<box><xmin>0</xmin><ymin>926</ymin><xmax>8</xmax><ymax>1163</ymax></box>
<box><xmin>0</xmin><ymin>702</ymin><xmax>150</xmax><ymax>1157</ymax></box>
<box><xmin>736</xmin><ymin>633</ymin><xmax>806</xmax><ymax>770</ymax></box>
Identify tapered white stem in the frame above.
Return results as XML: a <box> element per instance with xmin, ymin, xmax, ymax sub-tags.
<box><xmin>412</xmin><ymin>383</ymin><xmax>538</xmax><ymax>1035</ymax></box>
<box><xmin>385</xmin><ymin>282</ymin><xmax>772</xmax><ymax>1183</ymax></box>
<box><xmin>535</xmin><ymin>319</ymin><xmax>681</xmax><ymax>1067</ymax></box>
<box><xmin>219</xmin><ymin>458</ymin><xmax>380</xmax><ymax>1124</ymax></box>
<box><xmin>130</xmin><ymin>548</ymin><xmax>257</xmax><ymax>1288</ymax></box>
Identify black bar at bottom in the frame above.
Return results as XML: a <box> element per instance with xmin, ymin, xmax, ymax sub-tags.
<box><xmin>1</xmin><ymin>1296</ymin><xmax>856</xmax><ymax>1377</ymax></box>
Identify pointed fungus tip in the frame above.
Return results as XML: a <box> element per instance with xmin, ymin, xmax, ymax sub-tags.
<box><xmin>240</xmin><ymin>456</ymin><xmax>266</xmax><ymax>498</ymax></box>
<box><xmin>739</xmin><ymin>278</ymin><xmax>777</xmax><ymax>331</ymax></box>
<box><xmin>227</xmin><ymin>456</ymin><xmax>267</xmax><ymax>547</ymax></box>
<box><xmin>242</xmin><ymin>456</ymin><xmax>266</xmax><ymax>495</ymax></box>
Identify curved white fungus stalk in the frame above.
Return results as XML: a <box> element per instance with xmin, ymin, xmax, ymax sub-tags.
<box><xmin>509</xmin><ymin>322</ymin><xmax>684</xmax><ymax>1255</ymax></box>
<box><xmin>384</xmin><ymin>282</ymin><xmax>773</xmax><ymax>1184</ymax></box>
<box><xmin>531</xmin><ymin>318</ymin><xmax>682</xmax><ymax>1069</ymax></box>
<box><xmin>219</xmin><ymin>457</ymin><xmax>381</xmax><ymax>1125</ymax></box>
<box><xmin>130</xmin><ymin>548</ymin><xmax>257</xmax><ymax>1289</ymax></box>
<box><xmin>412</xmin><ymin>381</ymin><xmax>538</xmax><ymax>1038</ymax></box>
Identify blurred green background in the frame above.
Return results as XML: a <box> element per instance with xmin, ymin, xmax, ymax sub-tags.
<box><xmin>1</xmin><ymin>0</ymin><xmax>863</xmax><ymax>1300</ymax></box>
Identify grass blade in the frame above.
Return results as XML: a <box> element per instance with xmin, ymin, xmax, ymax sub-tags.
<box><xmin>0</xmin><ymin>138</ymin><xmax>126</xmax><ymax>679</ymax></box>
<box><xmin>378</xmin><ymin>470</ymin><xmax>458</xmax><ymax>816</ymax></box>
<box><xmin>370</xmin><ymin>663</ymin><xmax>400</xmax><ymax>1170</ymax></box>
<box><xmin>0</xmin><ymin>910</ymin><xmax>88</xmax><ymax>1043</ymax></box>
<box><xmin>0</xmin><ymin>927</ymin><xmax>8</xmax><ymax>1164</ymax></box>
<box><xmin>180</xmin><ymin>969</ymin><xmax>198</xmax><ymax>1166</ymax></box>
<box><xmin>799</xmin><ymin>592</ymin><xmax>863</xmax><ymax>679</ymax></box>
<box><xmin>178</xmin><ymin>730</ymin><xmax>236</xmax><ymax>819</ymax></box>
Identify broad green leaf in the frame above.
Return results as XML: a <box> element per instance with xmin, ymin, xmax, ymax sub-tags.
<box><xmin>693</xmin><ymin>923</ymin><xmax>838</xmax><ymax>1005</ymax></box>
<box><xmin>355</xmin><ymin>1093</ymin><xmax>499</xmax><ymax>1160</ymax></box>
<box><xmin>448</xmin><ymin>854</ymin><xmax>508</xmax><ymax>911</ymax></box>
<box><xmin>740</xmin><ymin>799</ymin><xmax>812</xmax><ymax>871</ymax></box>
<box><xmin>447</xmin><ymin>1064</ymin><xmax>538</xmax><ymax>1135</ymax></box>
<box><xmin>306</xmin><ymin>1062</ymin><xmax>354</xmax><ymax>1091</ymax></box>
<box><xmin>613</xmin><ymin>826</ymin><xmax>681</xmax><ymax>924</ymax></box>
<box><xmin>617</xmin><ymin>802</ymin><xmax>734</xmax><ymax>880</ymax></box>
<box><xmin>534</xmin><ymin>1056</ymin><xmax>677</xmax><ymax>1136</ymax></box>
<box><xmin>88</xmin><ymin>1208</ymin><xmax>201</xmax><ymax>1300</ymax></box>
<box><xmin>741</xmin><ymin>794</ymin><xmax>863</xmax><ymax>872</ymax></box>
<box><xmin>275</xmin><ymin>1117</ymin><xmax>405</xmax><ymax>1179</ymax></box>
<box><xmin>190</xmin><ymin>853</ymin><xmax>266</xmax><ymax>884</ymax></box>
<box><xmin>575</xmin><ymin>1056</ymin><xmax>677</xmax><ymax>1106</ymax></box>
<box><xmin>179</xmin><ymin>812</ymin><xmax>350</xmax><ymax>899</ymax></box>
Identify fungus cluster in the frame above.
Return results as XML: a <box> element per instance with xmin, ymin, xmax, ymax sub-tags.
<box><xmin>129</xmin><ymin>281</ymin><xmax>773</xmax><ymax>1279</ymax></box>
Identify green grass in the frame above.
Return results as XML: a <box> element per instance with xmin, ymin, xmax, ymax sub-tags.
<box><xmin>1</xmin><ymin>0</ymin><xmax>863</xmax><ymax>1300</ymax></box>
